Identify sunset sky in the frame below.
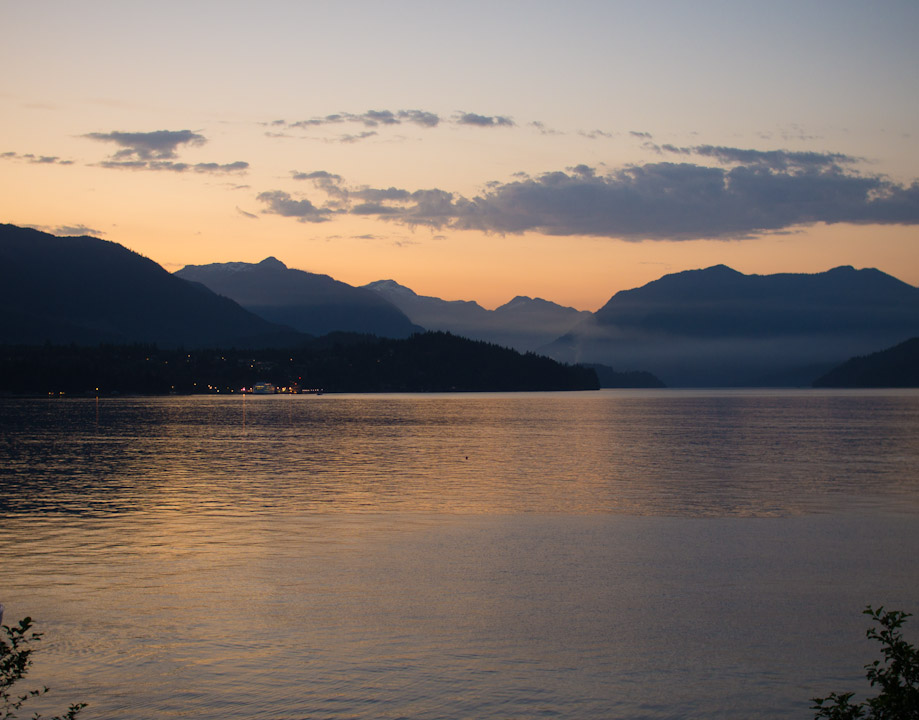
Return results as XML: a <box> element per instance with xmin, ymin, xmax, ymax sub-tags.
<box><xmin>2</xmin><ymin>0</ymin><xmax>917</xmax><ymax>310</ymax></box>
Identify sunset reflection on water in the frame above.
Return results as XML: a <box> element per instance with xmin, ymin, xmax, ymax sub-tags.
<box><xmin>2</xmin><ymin>390</ymin><xmax>919</xmax><ymax>719</ymax></box>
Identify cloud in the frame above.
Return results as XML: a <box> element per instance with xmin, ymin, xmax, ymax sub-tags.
<box><xmin>190</xmin><ymin>161</ymin><xmax>249</xmax><ymax>173</ymax></box>
<box><xmin>83</xmin><ymin>129</ymin><xmax>206</xmax><ymax>160</ymax></box>
<box><xmin>1</xmin><ymin>151</ymin><xmax>74</xmax><ymax>165</ymax></box>
<box><xmin>98</xmin><ymin>160</ymin><xmax>248</xmax><ymax>173</ymax></box>
<box><xmin>454</xmin><ymin>112</ymin><xmax>515</xmax><ymax>127</ymax></box>
<box><xmin>291</xmin><ymin>170</ymin><xmax>348</xmax><ymax>200</ymax></box>
<box><xmin>437</xmin><ymin>162</ymin><xmax>916</xmax><ymax>239</ymax></box>
<box><xmin>352</xmin><ymin>187</ymin><xmax>412</xmax><ymax>202</ymax></box>
<box><xmin>56</xmin><ymin>224</ymin><xmax>103</xmax><ymax>236</ymax></box>
<box><xmin>287</xmin><ymin>109</ymin><xmax>441</xmax><ymax>130</ymax></box>
<box><xmin>338</xmin><ymin>131</ymin><xmax>378</xmax><ymax>144</ymax></box>
<box><xmin>84</xmin><ymin>129</ymin><xmax>247</xmax><ymax>174</ymax></box>
<box><xmin>530</xmin><ymin>121</ymin><xmax>562</xmax><ymax>135</ymax></box>
<box><xmin>292</xmin><ymin>170</ymin><xmax>343</xmax><ymax>182</ymax></box>
<box><xmin>660</xmin><ymin>144</ymin><xmax>857</xmax><ymax>171</ymax></box>
<box><xmin>236</xmin><ymin>206</ymin><xmax>259</xmax><ymax>219</ymax></box>
<box><xmin>352</xmin><ymin>202</ymin><xmax>403</xmax><ymax>215</ymax></box>
<box><xmin>276</xmin><ymin>108</ymin><xmax>526</xmax><ymax>136</ymax></box>
<box><xmin>256</xmin><ymin>190</ymin><xmax>331</xmax><ymax>223</ymax></box>
<box><xmin>578</xmin><ymin>129</ymin><xmax>614</xmax><ymax>140</ymax></box>
<box><xmin>400</xmin><ymin>110</ymin><xmax>440</xmax><ymax>128</ymax></box>
<box><xmin>26</xmin><ymin>223</ymin><xmax>104</xmax><ymax>236</ymax></box>
<box><xmin>276</xmin><ymin>147</ymin><xmax>919</xmax><ymax>241</ymax></box>
<box><xmin>442</xmin><ymin>161</ymin><xmax>919</xmax><ymax>239</ymax></box>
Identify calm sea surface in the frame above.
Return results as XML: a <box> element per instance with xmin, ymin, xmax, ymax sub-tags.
<box><xmin>1</xmin><ymin>390</ymin><xmax>918</xmax><ymax>719</ymax></box>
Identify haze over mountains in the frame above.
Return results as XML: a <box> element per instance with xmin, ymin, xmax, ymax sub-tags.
<box><xmin>3</xmin><ymin>223</ymin><xmax>918</xmax><ymax>388</ymax></box>
<box><xmin>542</xmin><ymin>264</ymin><xmax>919</xmax><ymax>386</ymax></box>
<box><xmin>363</xmin><ymin>279</ymin><xmax>591</xmax><ymax>351</ymax></box>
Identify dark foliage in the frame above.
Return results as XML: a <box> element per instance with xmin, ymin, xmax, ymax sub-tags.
<box><xmin>813</xmin><ymin>337</ymin><xmax>919</xmax><ymax>388</ymax></box>
<box><xmin>813</xmin><ymin>606</ymin><xmax>919</xmax><ymax>719</ymax></box>
<box><xmin>0</xmin><ymin>332</ymin><xmax>599</xmax><ymax>395</ymax></box>
<box><xmin>581</xmin><ymin>363</ymin><xmax>666</xmax><ymax>388</ymax></box>
<box><xmin>1</xmin><ymin>616</ymin><xmax>85</xmax><ymax>720</ymax></box>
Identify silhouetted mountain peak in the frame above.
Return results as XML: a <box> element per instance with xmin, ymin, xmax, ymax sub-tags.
<box><xmin>0</xmin><ymin>223</ymin><xmax>303</xmax><ymax>348</ymax></box>
<box><xmin>365</xmin><ymin>279</ymin><xmax>419</xmax><ymax>298</ymax></box>
<box><xmin>499</xmin><ymin>296</ymin><xmax>537</xmax><ymax>310</ymax></box>
<box><xmin>495</xmin><ymin>295</ymin><xmax>583</xmax><ymax>314</ymax></box>
<box><xmin>176</xmin><ymin>259</ymin><xmax>419</xmax><ymax>338</ymax></box>
<box><xmin>702</xmin><ymin>264</ymin><xmax>741</xmax><ymax>275</ymax></box>
<box><xmin>258</xmin><ymin>256</ymin><xmax>287</xmax><ymax>270</ymax></box>
<box><xmin>542</xmin><ymin>263</ymin><xmax>919</xmax><ymax>386</ymax></box>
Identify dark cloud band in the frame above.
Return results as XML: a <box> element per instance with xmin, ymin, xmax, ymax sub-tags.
<box><xmin>98</xmin><ymin>160</ymin><xmax>248</xmax><ymax>174</ymax></box>
<box><xmin>262</xmin><ymin>149</ymin><xmax>919</xmax><ymax>241</ymax></box>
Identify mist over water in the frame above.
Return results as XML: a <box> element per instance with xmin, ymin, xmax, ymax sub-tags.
<box><xmin>2</xmin><ymin>390</ymin><xmax>918</xmax><ymax>719</ymax></box>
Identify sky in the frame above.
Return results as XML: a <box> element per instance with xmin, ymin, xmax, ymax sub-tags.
<box><xmin>1</xmin><ymin>0</ymin><xmax>917</xmax><ymax>310</ymax></box>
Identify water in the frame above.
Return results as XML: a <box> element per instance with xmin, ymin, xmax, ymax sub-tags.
<box><xmin>1</xmin><ymin>390</ymin><xmax>918</xmax><ymax>719</ymax></box>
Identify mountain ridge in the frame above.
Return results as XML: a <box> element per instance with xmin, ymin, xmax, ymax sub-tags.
<box><xmin>176</xmin><ymin>260</ymin><xmax>421</xmax><ymax>338</ymax></box>
<box><xmin>541</xmin><ymin>264</ymin><xmax>919</xmax><ymax>386</ymax></box>
<box><xmin>363</xmin><ymin>278</ymin><xmax>591</xmax><ymax>352</ymax></box>
<box><xmin>0</xmin><ymin>224</ymin><xmax>303</xmax><ymax>348</ymax></box>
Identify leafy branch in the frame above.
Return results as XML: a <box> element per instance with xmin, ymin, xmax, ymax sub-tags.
<box><xmin>813</xmin><ymin>606</ymin><xmax>919</xmax><ymax>719</ymax></box>
<box><xmin>1</xmin><ymin>617</ymin><xmax>85</xmax><ymax>720</ymax></box>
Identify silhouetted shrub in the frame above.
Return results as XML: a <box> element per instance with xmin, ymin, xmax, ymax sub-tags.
<box><xmin>1</xmin><ymin>615</ymin><xmax>85</xmax><ymax>720</ymax></box>
<box><xmin>813</xmin><ymin>606</ymin><xmax>919</xmax><ymax>719</ymax></box>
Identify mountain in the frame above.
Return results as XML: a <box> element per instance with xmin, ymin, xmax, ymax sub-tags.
<box><xmin>813</xmin><ymin>336</ymin><xmax>919</xmax><ymax>387</ymax></box>
<box><xmin>0</xmin><ymin>224</ymin><xmax>303</xmax><ymax>348</ymax></box>
<box><xmin>541</xmin><ymin>265</ymin><xmax>919</xmax><ymax>387</ymax></box>
<box><xmin>364</xmin><ymin>279</ymin><xmax>590</xmax><ymax>351</ymax></box>
<box><xmin>176</xmin><ymin>259</ymin><xmax>420</xmax><ymax>338</ymax></box>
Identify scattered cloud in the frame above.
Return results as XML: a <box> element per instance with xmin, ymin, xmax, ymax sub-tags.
<box><xmin>630</xmin><ymin>131</ymin><xmax>653</xmax><ymax>139</ymax></box>
<box><xmin>256</xmin><ymin>190</ymin><xmax>332</xmax><ymax>223</ymax></box>
<box><xmin>352</xmin><ymin>187</ymin><xmax>413</xmax><ymax>202</ymax></box>
<box><xmin>286</xmin><ymin>109</ymin><xmax>440</xmax><ymax>130</ymax></box>
<box><xmin>26</xmin><ymin>223</ymin><xmax>103</xmax><ymax>236</ymax></box>
<box><xmin>236</xmin><ymin>206</ymin><xmax>259</xmax><ymax>219</ymax></box>
<box><xmin>275</xmin><ymin>109</ymin><xmax>520</xmax><ymax>134</ymax></box>
<box><xmin>98</xmin><ymin>160</ymin><xmax>249</xmax><ymax>173</ymax></box>
<box><xmin>454</xmin><ymin>112</ymin><xmax>515</xmax><ymax>127</ymax></box>
<box><xmin>83</xmin><ymin>129</ymin><xmax>206</xmax><ymax>160</ymax></box>
<box><xmin>264</xmin><ymin>147</ymin><xmax>919</xmax><ymax>241</ymax></box>
<box><xmin>659</xmin><ymin>144</ymin><xmax>857</xmax><ymax>171</ymax></box>
<box><xmin>84</xmin><ymin>129</ymin><xmax>248</xmax><ymax>174</ymax></box>
<box><xmin>56</xmin><ymin>224</ymin><xmax>103</xmax><ymax>236</ymax></box>
<box><xmin>578</xmin><ymin>129</ymin><xmax>614</xmax><ymax>140</ymax></box>
<box><xmin>292</xmin><ymin>170</ymin><xmax>343</xmax><ymax>182</ymax></box>
<box><xmin>1</xmin><ymin>151</ymin><xmax>74</xmax><ymax>165</ymax></box>
<box><xmin>338</xmin><ymin>131</ymin><xmax>378</xmax><ymax>144</ymax></box>
<box><xmin>530</xmin><ymin>121</ymin><xmax>562</xmax><ymax>135</ymax></box>
<box><xmin>291</xmin><ymin>170</ymin><xmax>348</xmax><ymax>202</ymax></box>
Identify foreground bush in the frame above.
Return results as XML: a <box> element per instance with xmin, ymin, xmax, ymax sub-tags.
<box><xmin>1</xmin><ymin>616</ymin><xmax>85</xmax><ymax>720</ymax></box>
<box><xmin>813</xmin><ymin>606</ymin><xmax>919</xmax><ymax>719</ymax></box>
